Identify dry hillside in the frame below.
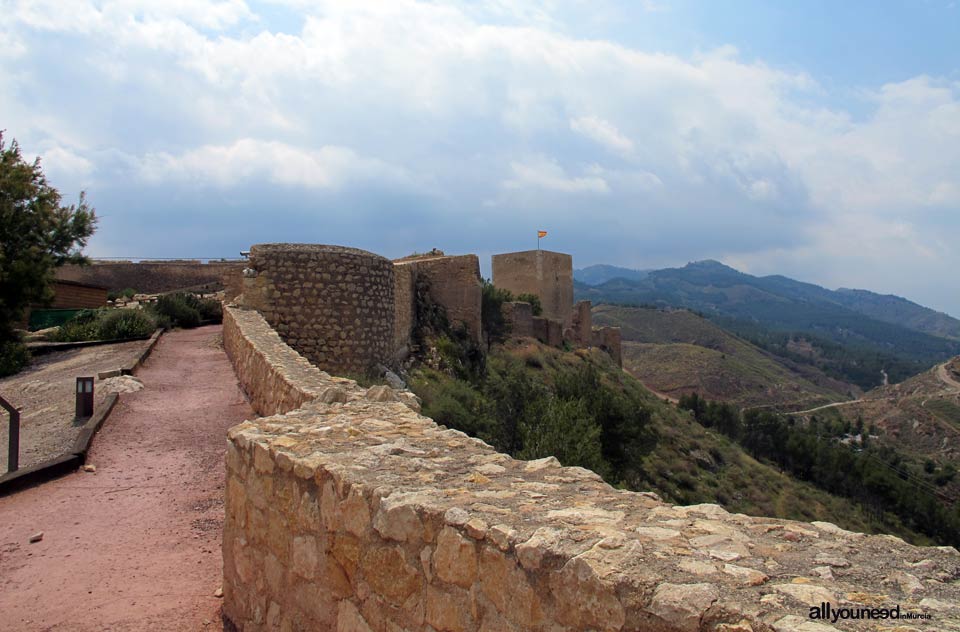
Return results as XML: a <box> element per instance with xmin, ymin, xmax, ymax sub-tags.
<box><xmin>592</xmin><ymin>305</ymin><xmax>857</xmax><ymax>408</ymax></box>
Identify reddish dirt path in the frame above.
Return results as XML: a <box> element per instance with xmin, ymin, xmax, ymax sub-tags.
<box><xmin>0</xmin><ymin>326</ymin><xmax>253</xmax><ymax>631</ymax></box>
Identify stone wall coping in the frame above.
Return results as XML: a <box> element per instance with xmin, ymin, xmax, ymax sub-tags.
<box><xmin>249</xmin><ymin>243</ymin><xmax>388</xmax><ymax>261</ymax></box>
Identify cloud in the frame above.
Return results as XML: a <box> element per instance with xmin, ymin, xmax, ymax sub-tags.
<box><xmin>2</xmin><ymin>0</ymin><xmax>958</xmax><ymax>314</ymax></box>
<box><xmin>504</xmin><ymin>157</ymin><xmax>610</xmax><ymax>194</ymax></box>
<box><xmin>569</xmin><ymin>116</ymin><xmax>634</xmax><ymax>154</ymax></box>
<box><xmin>138</xmin><ymin>139</ymin><xmax>412</xmax><ymax>190</ymax></box>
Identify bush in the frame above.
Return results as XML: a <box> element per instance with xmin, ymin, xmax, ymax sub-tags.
<box><xmin>515</xmin><ymin>293</ymin><xmax>543</xmax><ymax>316</ymax></box>
<box><xmin>48</xmin><ymin>309</ymin><xmax>156</xmax><ymax>342</ymax></box>
<box><xmin>0</xmin><ymin>339</ymin><xmax>30</xmax><ymax>377</ymax></box>
<box><xmin>153</xmin><ymin>294</ymin><xmax>201</xmax><ymax>328</ymax></box>
<box><xmin>98</xmin><ymin>309</ymin><xmax>156</xmax><ymax>340</ymax></box>
<box><xmin>152</xmin><ymin>293</ymin><xmax>222</xmax><ymax>328</ymax></box>
<box><xmin>50</xmin><ymin>310</ymin><xmax>102</xmax><ymax>342</ymax></box>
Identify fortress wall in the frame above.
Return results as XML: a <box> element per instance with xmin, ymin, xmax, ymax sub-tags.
<box><xmin>56</xmin><ymin>260</ymin><xmax>244</xmax><ymax>294</ymax></box>
<box><xmin>394</xmin><ymin>255</ymin><xmax>483</xmax><ymax>345</ymax></box>
<box><xmin>571</xmin><ymin>300</ymin><xmax>593</xmax><ymax>347</ymax></box>
<box><xmin>593</xmin><ymin>326</ymin><xmax>623</xmax><ymax>368</ymax></box>
<box><xmin>223</xmin><ymin>307</ymin><xmax>360</xmax><ymax>417</ymax></box>
<box><xmin>242</xmin><ymin>244</ymin><xmax>395</xmax><ymax>375</ymax></box>
<box><xmin>393</xmin><ymin>263</ymin><xmax>417</xmax><ymax>360</ymax></box>
<box><xmin>223</xmin><ymin>305</ymin><xmax>960</xmax><ymax>631</ymax></box>
<box><xmin>492</xmin><ymin>250</ymin><xmax>574</xmax><ymax>326</ymax></box>
<box><xmin>502</xmin><ymin>301</ymin><xmax>534</xmax><ymax>338</ymax></box>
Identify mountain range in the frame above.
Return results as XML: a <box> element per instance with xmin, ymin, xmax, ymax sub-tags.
<box><xmin>575</xmin><ymin>260</ymin><xmax>960</xmax><ymax>387</ymax></box>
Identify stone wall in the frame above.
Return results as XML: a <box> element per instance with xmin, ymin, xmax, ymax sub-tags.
<box><xmin>394</xmin><ymin>255</ymin><xmax>483</xmax><ymax>348</ymax></box>
<box><xmin>241</xmin><ymin>244</ymin><xmax>395</xmax><ymax>375</ymax></box>
<box><xmin>570</xmin><ymin>300</ymin><xmax>593</xmax><ymax>347</ymax></box>
<box><xmin>593</xmin><ymin>326</ymin><xmax>623</xmax><ymax>368</ymax></box>
<box><xmin>222</xmin><ymin>306</ymin><xmax>960</xmax><ymax>631</ymax></box>
<box><xmin>56</xmin><ymin>260</ymin><xmax>244</xmax><ymax>294</ymax></box>
<box><xmin>393</xmin><ymin>263</ymin><xmax>417</xmax><ymax>360</ymax></box>
<box><xmin>532</xmin><ymin>316</ymin><xmax>563</xmax><ymax>347</ymax></box>
<box><xmin>502</xmin><ymin>301</ymin><xmax>534</xmax><ymax>338</ymax></box>
<box><xmin>492</xmin><ymin>250</ymin><xmax>574</xmax><ymax>326</ymax></box>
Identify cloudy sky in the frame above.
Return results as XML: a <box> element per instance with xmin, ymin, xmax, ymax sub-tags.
<box><xmin>4</xmin><ymin>1</ymin><xmax>959</xmax><ymax>315</ymax></box>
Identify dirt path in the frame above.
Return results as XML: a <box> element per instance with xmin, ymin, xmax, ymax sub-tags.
<box><xmin>937</xmin><ymin>361</ymin><xmax>960</xmax><ymax>391</ymax></box>
<box><xmin>0</xmin><ymin>326</ymin><xmax>253</xmax><ymax>631</ymax></box>
<box><xmin>0</xmin><ymin>337</ymin><xmax>156</xmax><ymax>471</ymax></box>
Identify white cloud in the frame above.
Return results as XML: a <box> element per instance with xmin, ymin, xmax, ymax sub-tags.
<box><xmin>569</xmin><ymin>116</ymin><xmax>634</xmax><ymax>154</ymax></box>
<box><xmin>504</xmin><ymin>157</ymin><xmax>610</xmax><ymax>194</ymax></box>
<box><xmin>40</xmin><ymin>146</ymin><xmax>95</xmax><ymax>180</ymax></box>
<box><xmin>138</xmin><ymin>139</ymin><xmax>411</xmax><ymax>190</ymax></box>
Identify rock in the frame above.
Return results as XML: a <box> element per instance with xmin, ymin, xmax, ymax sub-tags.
<box><xmin>29</xmin><ymin>532</ymin><xmax>43</xmax><ymax>543</ymax></box>
<box><xmin>214</xmin><ymin>587</ymin><xmax>223</xmax><ymax>598</ymax></box>
<box><xmin>774</xmin><ymin>583</ymin><xmax>835</xmax><ymax>607</ymax></box>
<box><xmin>318</xmin><ymin>386</ymin><xmax>348</xmax><ymax>404</ymax></box>
<box><xmin>433</xmin><ymin>527</ymin><xmax>478</xmax><ymax>588</ymax></box>
<box><xmin>444</xmin><ymin>507</ymin><xmax>470</xmax><ymax>527</ymax></box>
<box><xmin>82</xmin><ymin>464</ymin><xmax>97</xmax><ymax>473</ymax></box>
<box><xmin>772</xmin><ymin>614</ymin><xmax>840</xmax><ymax>631</ymax></box>
<box><xmin>364</xmin><ymin>385</ymin><xmax>397</xmax><ymax>402</ymax></box>
<box><xmin>100</xmin><ymin>375</ymin><xmax>144</xmax><ymax>394</ymax></box>
<box><xmin>383</xmin><ymin>370</ymin><xmax>405</xmax><ymax>390</ymax></box>
<box><xmin>523</xmin><ymin>456</ymin><xmax>560</xmax><ymax>472</ymax></box>
<box><xmin>635</xmin><ymin>526</ymin><xmax>682</xmax><ymax>540</ymax></box>
<box><xmin>648</xmin><ymin>583</ymin><xmax>719</xmax><ymax>632</ymax></box>
<box><xmin>722</xmin><ymin>563</ymin><xmax>768</xmax><ymax>586</ymax></box>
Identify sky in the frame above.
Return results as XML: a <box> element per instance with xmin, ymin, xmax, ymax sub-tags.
<box><xmin>3</xmin><ymin>0</ymin><xmax>959</xmax><ymax>315</ymax></box>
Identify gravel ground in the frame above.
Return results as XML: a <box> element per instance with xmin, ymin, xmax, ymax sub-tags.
<box><xmin>0</xmin><ymin>326</ymin><xmax>253</xmax><ymax>631</ymax></box>
<box><xmin>0</xmin><ymin>338</ymin><xmax>156</xmax><ymax>472</ymax></box>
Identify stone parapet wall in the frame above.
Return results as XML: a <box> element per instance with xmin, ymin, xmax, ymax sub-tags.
<box><xmin>394</xmin><ymin>255</ymin><xmax>483</xmax><ymax>348</ymax></box>
<box><xmin>57</xmin><ymin>260</ymin><xmax>244</xmax><ymax>294</ymax></box>
<box><xmin>570</xmin><ymin>300</ymin><xmax>593</xmax><ymax>347</ymax></box>
<box><xmin>222</xmin><ymin>305</ymin><xmax>960</xmax><ymax>632</ymax></box>
<box><xmin>593</xmin><ymin>326</ymin><xmax>623</xmax><ymax>368</ymax></box>
<box><xmin>532</xmin><ymin>316</ymin><xmax>563</xmax><ymax>347</ymax></box>
<box><xmin>242</xmin><ymin>244</ymin><xmax>395</xmax><ymax>375</ymax></box>
<box><xmin>223</xmin><ymin>307</ymin><xmax>360</xmax><ymax>417</ymax></box>
<box><xmin>502</xmin><ymin>301</ymin><xmax>534</xmax><ymax>338</ymax></box>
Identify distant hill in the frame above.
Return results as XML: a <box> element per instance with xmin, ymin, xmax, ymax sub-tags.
<box><xmin>795</xmin><ymin>356</ymin><xmax>960</xmax><ymax>505</ymax></box>
<box><xmin>408</xmin><ymin>336</ymin><xmax>922</xmax><ymax>541</ymax></box>
<box><xmin>574</xmin><ymin>264</ymin><xmax>649</xmax><ymax>286</ymax></box>
<box><xmin>592</xmin><ymin>304</ymin><xmax>857</xmax><ymax>409</ymax></box>
<box><xmin>576</xmin><ymin>260</ymin><xmax>960</xmax><ymax>387</ymax></box>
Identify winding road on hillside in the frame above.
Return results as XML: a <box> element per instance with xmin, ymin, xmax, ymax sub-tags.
<box><xmin>937</xmin><ymin>361</ymin><xmax>960</xmax><ymax>391</ymax></box>
<box><xmin>0</xmin><ymin>326</ymin><xmax>253</xmax><ymax>631</ymax></box>
<box><xmin>791</xmin><ymin>361</ymin><xmax>960</xmax><ymax>415</ymax></box>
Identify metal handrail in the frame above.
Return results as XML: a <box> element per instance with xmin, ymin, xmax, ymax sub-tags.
<box><xmin>0</xmin><ymin>394</ymin><xmax>20</xmax><ymax>473</ymax></box>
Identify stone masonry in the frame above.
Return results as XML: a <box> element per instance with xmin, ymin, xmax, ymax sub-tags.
<box><xmin>492</xmin><ymin>250</ymin><xmax>574</xmax><ymax>326</ymax></box>
<box><xmin>394</xmin><ymin>254</ymin><xmax>483</xmax><ymax>355</ymax></box>
<box><xmin>240</xmin><ymin>244</ymin><xmax>395</xmax><ymax>375</ymax></box>
<box><xmin>57</xmin><ymin>259</ymin><xmax>244</xmax><ymax>294</ymax></box>
<box><xmin>222</xmin><ymin>305</ymin><xmax>960</xmax><ymax>632</ymax></box>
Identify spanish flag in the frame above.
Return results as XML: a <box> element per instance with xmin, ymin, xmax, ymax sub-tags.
<box><xmin>538</xmin><ymin>230</ymin><xmax>548</xmax><ymax>238</ymax></box>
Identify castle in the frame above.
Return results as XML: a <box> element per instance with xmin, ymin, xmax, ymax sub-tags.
<box><xmin>229</xmin><ymin>243</ymin><xmax>622</xmax><ymax>375</ymax></box>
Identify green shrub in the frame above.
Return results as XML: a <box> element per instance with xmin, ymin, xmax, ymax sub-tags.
<box><xmin>154</xmin><ymin>294</ymin><xmax>201</xmax><ymax>328</ymax></box>
<box><xmin>49</xmin><ymin>310</ymin><xmax>102</xmax><ymax>342</ymax></box>
<box><xmin>195</xmin><ymin>297</ymin><xmax>222</xmax><ymax>322</ymax></box>
<box><xmin>515</xmin><ymin>293</ymin><xmax>543</xmax><ymax>316</ymax></box>
<box><xmin>0</xmin><ymin>339</ymin><xmax>30</xmax><ymax>377</ymax></box>
<box><xmin>97</xmin><ymin>309</ymin><xmax>156</xmax><ymax>340</ymax></box>
<box><xmin>151</xmin><ymin>293</ymin><xmax>221</xmax><ymax>328</ymax></box>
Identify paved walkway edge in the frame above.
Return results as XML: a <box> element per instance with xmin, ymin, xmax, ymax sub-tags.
<box><xmin>0</xmin><ymin>328</ymin><xmax>165</xmax><ymax>496</ymax></box>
